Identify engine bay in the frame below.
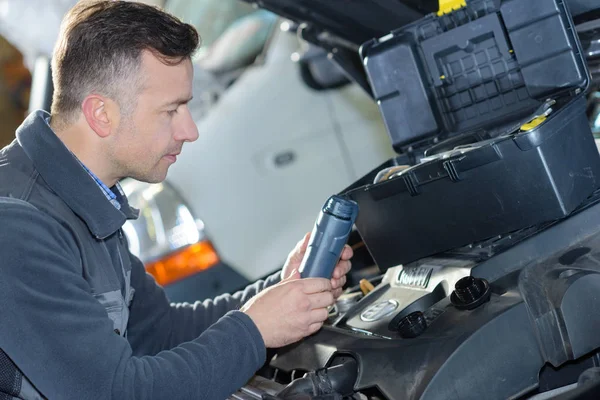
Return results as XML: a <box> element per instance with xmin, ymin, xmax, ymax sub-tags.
<box><xmin>231</xmin><ymin>192</ymin><xmax>600</xmax><ymax>399</ymax></box>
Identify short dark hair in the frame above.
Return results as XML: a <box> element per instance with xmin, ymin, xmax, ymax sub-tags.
<box><xmin>51</xmin><ymin>0</ymin><xmax>200</xmax><ymax>125</ymax></box>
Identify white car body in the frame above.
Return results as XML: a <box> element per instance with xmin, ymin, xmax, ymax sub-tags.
<box><xmin>166</xmin><ymin>25</ymin><xmax>395</xmax><ymax>281</ymax></box>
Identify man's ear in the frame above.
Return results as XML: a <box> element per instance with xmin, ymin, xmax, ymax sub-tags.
<box><xmin>81</xmin><ymin>95</ymin><xmax>116</xmax><ymax>138</ymax></box>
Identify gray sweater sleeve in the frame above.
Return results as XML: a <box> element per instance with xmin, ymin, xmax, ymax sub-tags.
<box><xmin>127</xmin><ymin>252</ymin><xmax>281</xmax><ymax>354</ymax></box>
<box><xmin>0</xmin><ymin>201</ymin><xmax>265</xmax><ymax>400</ymax></box>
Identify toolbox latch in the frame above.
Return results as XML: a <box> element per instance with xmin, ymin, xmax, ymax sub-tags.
<box><xmin>443</xmin><ymin>159</ymin><xmax>462</xmax><ymax>182</ymax></box>
<box><xmin>403</xmin><ymin>173</ymin><xmax>420</xmax><ymax>197</ymax></box>
<box><xmin>437</xmin><ymin>0</ymin><xmax>467</xmax><ymax>16</ymax></box>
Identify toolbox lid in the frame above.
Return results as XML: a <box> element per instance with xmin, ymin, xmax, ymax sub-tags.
<box><xmin>360</xmin><ymin>0</ymin><xmax>592</xmax><ymax>153</ymax></box>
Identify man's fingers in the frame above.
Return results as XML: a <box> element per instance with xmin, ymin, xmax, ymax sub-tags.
<box><xmin>332</xmin><ymin>260</ymin><xmax>351</xmax><ymax>279</ymax></box>
<box><xmin>308</xmin><ymin>321</ymin><xmax>324</xmax><ymax>335</ymax></box>
<box><xmin>332</xmin><ymin>287</ymin><xmax>343</xmax><ymax>299</ymax></box>
<box><xmin>331</xmin><ymin>275</ymin><xmax>347</xmax><ymax>290</ymax></box>
<box><xmin>309</xmin><ymin>308</ymin><xmax>329</xmax><ymax>324</ymax></box>
<box><xmin>308</xmin><ymin>291</ymin><xmax>334</xmax><ymax>310</ymax></box>
<box><xmin>340</xmin><ymin>245</ymin><xmax>353</xmax><ymax>261</ymax></box>
<box><xmin>301</xmin><ymin>277</ymin><xmax>332</xmax><ymax>294</ymax></box>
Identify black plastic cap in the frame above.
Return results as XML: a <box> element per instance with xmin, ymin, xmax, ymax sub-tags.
<box><xmin>451</xmin><ymin>276</ymin><xmax>491</xmax><ymax>310</ymax></box>
<box><xmin>324</xmin><ymin>195</ymin><xmax>358</xmax><ymax>220</ymax></box>
<box><xmin>396</xmin><ymin>311</ymin><xmax>428</xmax><ymax>339</ymax></box>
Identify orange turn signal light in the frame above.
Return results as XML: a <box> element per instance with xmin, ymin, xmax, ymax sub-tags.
<box><xmin>145</xmin><ymin>240</ymin><xmax>220</xmax><ymax>286</ymax></box>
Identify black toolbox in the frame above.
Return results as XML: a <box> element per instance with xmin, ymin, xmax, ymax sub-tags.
<box><xmin>344</xmin><ymin>0</ymin><xmax>600</xmax><ymax>270</ymax></box>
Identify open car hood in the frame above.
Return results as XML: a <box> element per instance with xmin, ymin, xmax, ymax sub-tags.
<box><xmin>239</xmin><ymin>0</ymin><xmax>431</xmax><ymax>50</ymax></box>
<box><xmin>239</xmin><ymin>0</ymin><xmax>600</xmax><ymax>99</ymax></box>
<box><xmin>239</xmin><ymin>0</ymin><xmax>599</xmax><ymax>50</ymax></box>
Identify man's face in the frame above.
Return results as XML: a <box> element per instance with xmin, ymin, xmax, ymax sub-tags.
<box><xmin>110</xmin><ymin>51</ymin><xmax>199</xmax><ymax>184</ymax></box>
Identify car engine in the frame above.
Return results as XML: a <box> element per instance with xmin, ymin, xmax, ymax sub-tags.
<box><xmin>230</xmin><ymin>190</ymin><xmax>600</xmax><ymax>399</ymax></box>
<box><xmin>230</xmin><ymin>0</ymin><xmax>600</xmax><ymax>398</ymax></box>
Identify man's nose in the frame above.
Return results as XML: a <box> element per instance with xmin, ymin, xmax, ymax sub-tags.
<box><xmin>174</xmin><ymin>106</ymin><xmax>199</xmax><ymax>143</ymax></box>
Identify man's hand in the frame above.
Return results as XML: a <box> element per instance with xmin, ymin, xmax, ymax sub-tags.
<box><xmin>281</xmin><ymin>232</ymin><xmax>353</xmax><ymax>298</ymax></box>
<box><xmin>241</xmin><ymin>274</ymin><xmax>334</xmax><ymax>348</ymax></box>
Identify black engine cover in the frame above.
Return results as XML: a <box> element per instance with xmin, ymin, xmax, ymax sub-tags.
<box><xmin>266</xmin><ymin>196</ymin><xmax>600</xmax><ymax>400</ymax></box>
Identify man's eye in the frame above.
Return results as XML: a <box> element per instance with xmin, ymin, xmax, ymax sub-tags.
<box><xmin>167</xmin><ymin>108</ymin><xmax>178</xmax><ymax>116</ymax></box>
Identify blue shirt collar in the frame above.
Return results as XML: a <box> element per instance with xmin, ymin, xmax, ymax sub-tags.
<box><xmin>42</xmin><ymin>115</ymin><xmax>125</xmax><ymax>211</ymax></box>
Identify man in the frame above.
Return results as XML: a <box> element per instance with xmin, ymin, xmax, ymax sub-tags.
<box><xmin>0</xmin><ymin>1</ymin><xmax>353</xmax><ymax>399</ymax></box>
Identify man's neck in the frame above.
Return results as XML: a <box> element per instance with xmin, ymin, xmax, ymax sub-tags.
<box><xmin>50</xmin><ymin>117</ymin><xmax>119</xmax><ymax>187</ymax></box>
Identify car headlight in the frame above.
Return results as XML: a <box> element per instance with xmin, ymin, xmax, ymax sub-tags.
<box><xmin>121</xmin><ymin>179</ymin><xmax>220</xmax><ymax>286</ymax></box>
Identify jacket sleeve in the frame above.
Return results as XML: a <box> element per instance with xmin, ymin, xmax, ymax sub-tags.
<box><xmin>0</xmin><ymin>199</ymin><xmax>265</xmax><ymax>400</ymax></box>
<box><xmin>126</xmin><ymin>250</ymin><xmax>281</xmax><ymax>354</ymax></box>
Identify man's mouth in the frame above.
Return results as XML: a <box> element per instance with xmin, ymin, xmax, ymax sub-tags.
<box><xmin>163</xmin><ymin>152</ymin><xmax>180</xmax><ymax>163</ymax></box>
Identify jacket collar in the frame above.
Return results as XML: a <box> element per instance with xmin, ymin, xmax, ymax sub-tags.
<box><xmin>16</xmin><ymin>110</ymin><xmax>139</xmax><ymax>239</ymax></box>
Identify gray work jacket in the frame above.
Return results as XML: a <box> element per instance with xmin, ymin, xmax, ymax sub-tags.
<box><xmin>0</xmin><ymin>110</ymin><xmax>280</xmax><ymax>399</ymax></box>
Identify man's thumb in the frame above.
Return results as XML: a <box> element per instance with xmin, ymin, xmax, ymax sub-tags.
<box><xmin>300</xmin><ymin>231</ymin><xmax>311</xmax><ymax>253</ymax></box>
<box><xmin>284</xmin><ymin>269</ymin><xmax>301</xmax><ymax>281</ymax></box>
